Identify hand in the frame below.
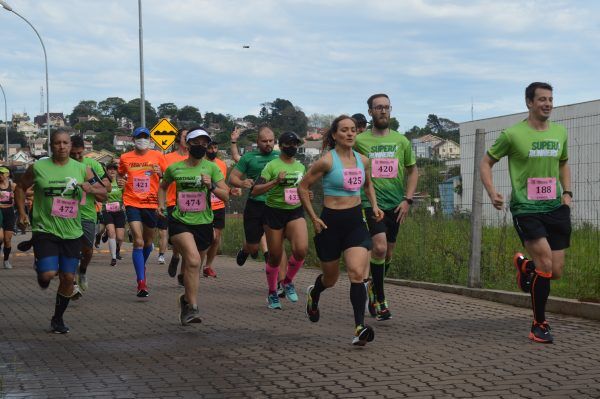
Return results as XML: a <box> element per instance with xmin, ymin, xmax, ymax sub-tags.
<box><xmin>276</xmin><ymin>171</ymin><xmax>287</xmax><ymax>183</ymax></box>
<box><xmin>17</xmin><ymin>213</ymin><xmax>30</xmax><ymax>231</ymax></box>
<box><xmin>489</xmin><ymin>191</ymin><xmax>504</xmax><ymax>210</ymax></box>
<box><xmin>562</xmin><ymin>193</ymin><xmax>572</xmax><ymax>207</ymax></box>
<box><xmin>201</xmin><ymin>174</ymin><xmax>212</xmax><ymax>188</ymax></box>
<box><xmin>372</xmin><ymin>206</ymin><xmax>384</xmax><ymax>222</ymax></box>
<box><xmin>312</xmin><ymin>217</ymin><xmax>327</xmax><ymax>234</ymax></box>
<box><xmin>241</xmin><ymin>179</ymin><xmax>254</xmax><ymax>189</ymax></box>
<box><xmin>394</xmin><ymin>201</ymin><xmax>410</xmax><ymax>224</ymax></box>
<box><xmin>230</xmin><ymin>187</ymin><xmax>242</xmax><ymax>197</ymax></box>
<box><xmin>231</xmin><ymin>126</ymin><xmax>241</xmax><ymax>142</ymax></box>
<box><xmin>309</xmin><ymin>190</ymin><xmax>314</xmax><ymax>200</ymax></box>
<box><xmin>81</xmin><ymin>182</ymin><xmax>93</xmax><ymax>193</ymax></box>
<box><xmin>152</xmin><ymin>164</ymin><xmax>162</xmax><ymax>176</ymax></box>
<box><xmin>156</xmin><ymin>206</ymin><xmax>167</xmax><ymax>219</ymax></box>
<box><xmin>117</xmin><ymin>177</ymin><xmax>127</xmax><ymax>188</ymax></box>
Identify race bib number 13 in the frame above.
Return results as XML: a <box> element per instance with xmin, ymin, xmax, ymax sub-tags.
<box><xmin>527</xmin><ymin>177</ymin><xmax>556</xmax><ymax>200</ymax></box>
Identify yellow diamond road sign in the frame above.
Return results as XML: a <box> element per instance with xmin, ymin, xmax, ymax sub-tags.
<box><xmin>150</xmin><ymin>118</ymin><xmax>178</xmax><ymax>151</ymax></box>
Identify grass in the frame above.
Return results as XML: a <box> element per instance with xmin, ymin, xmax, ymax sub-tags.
<box><xmin>220</xmin><ymin>212</ymin><xmax>600</xmax><ymax>302</ymax></box>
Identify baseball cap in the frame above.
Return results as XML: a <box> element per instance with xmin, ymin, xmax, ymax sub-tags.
<box><xmin>132</xmin><ymin>127</ymin><xmax>150</xmax><ymax>137</ymax></box>
<box><xmin>0</xmin><ymin>166</ymin><xmax>9</xmax><ymax>175</ymax></box>
<box><xmin>186</xmin><ymin>128</ymin><xmax>211</xmax><ymax>143</ymax></box>
<box><xmin>351</xmin><ymin>113</ymin><xmax>368</xmax><ymax>126</ymax></box>
<box><xmin>278</xmin><ymin>131</ymin><xmax>302</xmax><ymax>145</ymax></box>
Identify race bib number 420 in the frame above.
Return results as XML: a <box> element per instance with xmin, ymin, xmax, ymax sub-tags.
<box><xmin>527</xmin><ymin>177</ymin><xmax>556</xmax><ymax>200</ymax></box>
<box><xmin>372</xmin><ymin>158</ymin><xmax>398</xmax><ymax>178</ymax></box>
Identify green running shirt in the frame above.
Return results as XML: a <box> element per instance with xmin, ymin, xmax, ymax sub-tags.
<box><xmin>487</xmin><ymin>120</ymin><xmax>568</xmax><ymax>215</ymax></box>
<box><xmin>79</xmin><ymin>157</ymin><xmax>105</xmax><ymax>222</ymax></box>
<box><xmin>104</xmin><ymin>180</ymin><xmax>123</xmax><ymax>212</ymax></box>
<box><xmin>163</xmin><ymin>159</ymin><xmax>225</xmax><ymax>225</ymax></box>
<box><xmin>260</xmin><ymin>157</ymin><xmax>305</xmax><ymax>210</ymax></box>
<box><xmin>354</xmin><ymin>129</ymin><xmax>416</xmax><ymax>210</ymax></box>
<box><xmin>234</xmin><ymin>150</ymin><xmax>280</xmax><ymax>202</ymax></box>
<box><xmin>32</xmin><ymin>158</ymin><xmax>87</xmax><ymax>240</ymax></box>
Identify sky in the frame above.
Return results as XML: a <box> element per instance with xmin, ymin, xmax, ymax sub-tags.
<box><xmin>1</xmin><ymin>0</ymin><xmax>599</xmax><ymax>130</ymax></box>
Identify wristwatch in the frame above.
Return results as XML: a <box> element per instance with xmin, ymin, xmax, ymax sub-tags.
<box><xmin>210</xmin><ymin>182</ymin><xmax>217</xmax><ymax>192</ymax></box>
<box><xmin>562</xmin><ymin>191</ymin><xmax>573</xmax><ymax>198</ymax></box>
<box><xmin>403</xmin><ymin>197</ymin><xmax>414</xmax><ymax>205</ymax></box>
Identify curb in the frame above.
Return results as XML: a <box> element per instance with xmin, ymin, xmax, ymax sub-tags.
<box><xmin>386</xmin><ymin>278</ymin><xmax>600</xmax><ymax>321</ymax></box>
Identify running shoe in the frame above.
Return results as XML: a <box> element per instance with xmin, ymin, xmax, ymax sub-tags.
<box><xmin>137</xmin><ymin>280</ymin><xmax>149</xmax><ymax>297</ymax></box>
<box><xmin>110</xmin><ymin>258</ymin><xmax>117</xmax><ymax>267</ymax></box>
<box><xmin>177</xmin><ymin>274</ymin><xmax>185</xmax><ymax>287</ymax></box>
<box><xmin>158</xmin><ymin>254</ymin><xmax>165</xmax><ymax>265</ymax></box>
<box><xmin>50</xmin><ymin>317</ymin><xmax>70</xmax><ymax>334</ymax></box>
<box><xmin>94</xmin><ymin>234</ymin><xmax>101</xmax><ymax>248</ymax></box>
<box><xmin>168</xmin><ymin>256</ymin><xmax>180</xmax><ymax>277</ymax></box>
<box><xmin>352</xmin><ymin>324</ymin><xmax>375</xmax><ymax>346</ymax></box>
<box><xmin>529</xmin><ymin>321</ymin><xmax>553</xmax><ymax>343</ymax></box>
<box><xmin>305</xmin><ymin>285</ymin><xmax>320</xmax><ymax>322</ymax></box>
<box><xmin>3</xmin><ymin>260</ymin><xmax>12</xmax><ymax>269</ymax></box>
<box><xmin>71</xmin><ymin>284</ymin><xmax>83</xmax><ymax>301</ymax></box>
<box><xmin>366</xmin><ymin>279</ymin><xmax>377</xmax><ymax>317</ymax></box>
<box><xmin>77</xmin><ymin>273</ymin><xmax>88</xmax><ymax>292</ymax></box>
<box><xmin>284</xmin><ymin>283</ymin><xmax>298</xmax><ymax>302</ymax></box>
<box><xmin>203</xmin><ymin>266</ymin><xmax>217</xmax><ymax>278</ymax></box>
<box><xmin>102</xmin><ymin>233</ymin><xmax>108</xmax><ymax>243</ymax></box>
<box><xmin>17</xmin><ymin>239</ymin><xmax>33</xmax><ymax>252</ymax></box>
<box><xmin>267</xmin><ymin>293</ymin><xmax>282</xmax><ymax>310</ymax></box>
<box><xmin>116</xmin><ymin>253</ymin><xmax>123</xmax><ymax>260</ymax></box>
<box><xmin>376</xmin><ymin>300</ymin><xmax>392</xmax><ymax>321</ymax></box>
<box><xmin>236</xmin><ymin>249</ymin><xmax>249</xmax><ymax>266</ymax></box>
<box><xmin>178</xmin><ymin>294</ymin><xmax>202</xmax><ymax>326</ymax></box>
<box><xmin>277</xmin><ymin>282</ymin><xmax>285</xmax><ymax>298</ymax></box>
<box><xmin>513</xmin><ymin>252</ymin><xmax>532</xmax><ymax>293</ymax></box>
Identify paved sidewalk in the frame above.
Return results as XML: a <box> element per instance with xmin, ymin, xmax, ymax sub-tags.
<box><xmin>1</xmin><ymin>237</ymin><xmax>599</xmax><ymax>398</ymax></box>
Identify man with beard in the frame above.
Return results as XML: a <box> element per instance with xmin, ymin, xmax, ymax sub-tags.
<box><xmin>354</xmin><ymin>94</ymin><xmax>418</xmax><ymax>321</ymax></box>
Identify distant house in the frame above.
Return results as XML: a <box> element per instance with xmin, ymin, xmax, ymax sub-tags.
<box><xmin>9</xmin><ymin>150</ymin><xmax>33</xmax><ymax>165</ymax></box>
<box><xmin>0</xmin><ymin>144</ymin><xmax>22</xmax><ymax>160</ymax></box>
<box><xmin>11</xmin><ymin>112</ymin><xmax>30</xmax><ymax>128</ymax></box>
<box><xmin>411</xmin><ymin>134</ymin><xmax>444</xmax><ymax>159</ymax></box>
<box><xmin>113</xmin><ymin>135</ymin><xmax>133</xmax><ymax>151</ymax></box>
<box><xmin>85</xmin><ymin>149</ymin><xmax>116</xmax><ymax>165</ymax></box>
<box><xmin>77</xmin><ymin>115</ymin><xmax>100</xmax><ymax>124</ymax></box>
<box><xmin>299</xmin><ymin>140</ymin><xmax>323</xmax><ymax>159</ymax></box>
<box><xmin>29</xmin><ymin>137</ymin><xmax>48</xmax><ymax>157</ymax></box>
<box><xmin>17</xmin><ymin>121</ymin><xmax>39</xmax><ymax>137</ymax></box>
<box><xmin>118</xmin><ymin>117</ymin><xmax>134</xmax><ymax>132</ymax></box>
<box><xmin>84</xmin><ymin>140</ymin><xmax>93</xmax><ymax>152</ymax></box>
<box><xmin>433</xmin><ymin>139</ymin><xmax>460</xmax><ymax>160</ymax></box>
<box><xmin>83</xmin><ymin>130</ymin><xmax>98</xmax><ymax>140</ymax></box>
<box><xmin>35</xmin><ymin>113</ymin><xmax>66</xmax><ymax>128</ymax></box>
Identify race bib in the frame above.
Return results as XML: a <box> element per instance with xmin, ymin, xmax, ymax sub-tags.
<box><xmin>372</xmin><ymin>158</ymin><xmax>398</xmax><ymax>178</ymax></box>
<box><xmin>210</xmin><ymin>192</ymin><xmax>220</xmax><ymax>204</ymax></box>
<box><xmin>284</xmin><ymin>188</ymin><xmax>300</xmax><ymax>205</ymax></box>
<box><xmin>343</xmin><ymin>168</ymin><xmax>363</xmax><ymax>191</ymax></box>
<box><xmin>178</xmin><ymin>192</ymin><xmax>206</xmax><ymax>212</ymax></box>
<box><xmin>527</xmin><ymin>178</ymin><xmax>556</xmax><ymax>200</ymax></box>
<box><xmin>106</xmin><ymin>202</ymin><xmax>120</xmax><ymax>212</ymax></box>
<box><xmin>0</xmin><ymin>191</ymin><xmax>11</xmax><ymax>202</ymax></box>
<box><xmin>133</xmin><ymin>177</ymin><xmax>150</xmax><ymax>193</ymax></box>
<box><xmin>51</xmin><ymin>197</ymin><xmax>78</xmax><ymax>219</ymax></box>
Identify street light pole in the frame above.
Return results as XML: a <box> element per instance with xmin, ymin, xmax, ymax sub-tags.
<box><xmin>0</xmin><ymin>83</ymin><xmax>8</xmax><ymax>162</ymax></box>
<box><xmin>138</xmin><ymin>0</ymin><xmax>146</xmax><ymax>127</ymax></box>
<box><xmin>0</xmin><ymin>0</ymin><xmax>51</xmax><ymax>156</ymax></box>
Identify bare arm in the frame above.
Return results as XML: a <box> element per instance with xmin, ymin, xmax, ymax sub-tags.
<box><xmin>251</xmin><ymin>172</ymin><xmax>285</xmax><ymax>197</ymax></box>
<box><xmin>480</xmin><ymin>153</ymin><xmax>504</xmax><ymax>210</ymax></box>
<box><xmin>361</xmin><ymin>154</ymin><xmax>382</xmax><ymax>221</ymax></box>
<box><xmin>15</xmin><ymin>166</ymin><xmax>34</xmax><ymax>228</ymax></box>
<box><xmin>212</xmin><ymin>179</ymin><xmax>230</xmax><ymax>202</ymax></box>
<box><xmin>228</xmin><ymin>168</ymin><xmax>253</xmax><ymax>189</ymax></box>
<box><xmin>82</xmin><ymin>167</ymin><xmax>108</xmax><ymax>202</ymax></box>
<box><xmin>405</xmin><ymin>164</ymin><xmax>418</xmax><ymax>199</ymax></box>
<box><xmin>298</xmin><ymin>156</ymin><xmax>329</xmax><ymax>222</ymax></box>
<box><xmin>559</xmin><ymin>161</ymin><xmax>572</xmax><ymax>206</ymax></box>
<box><xmin>230</xmin><ymin>127</ymin><xmax>242</xmax><ymax>163</ymax></box>
<box><xmin>157</xmin><ymin>180</ymin><xmax>169</xmax><ymax>215</ymax></box>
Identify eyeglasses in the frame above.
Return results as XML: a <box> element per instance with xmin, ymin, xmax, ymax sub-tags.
<box><xmin>371</xmin><ymin>105</ymin><xmax>392</xmax><ymax>112</ymax></box>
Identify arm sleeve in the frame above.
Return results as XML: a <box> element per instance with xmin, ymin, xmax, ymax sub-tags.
<box><xmin>260</xmin><ymin>161</ymin><xmax>273</xmax><ymax>181</ymax></box>
<box><xmin>560</xmin><ymin>129</ymin><xmax>568</xmax><ymax>161</ymax></box>
<box><xmin>487</xmin><ymin>130</ymin><xmax>511</xmax><ymax>161</ymax></box>
<box><xmin>403</xmin><ymin>139</ymin><xmax>417</xmax><ymax>167</ymax></box>
<box><xmin>162</xmin><ymin>165</ymin><xmax>174</xmax><ymax>185</ymax></box>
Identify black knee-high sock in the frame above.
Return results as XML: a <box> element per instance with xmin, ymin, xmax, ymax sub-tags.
<box><xmin>310</xmin><ymin>274</ymin><xmax>326</xmax><ymax>302</ymax></box>
<box><xmin>53</xmin><ymin>293</ymin><xmax>71</xmax><ymax>320</ymax></box>
<box><xmin>531</xmin><ymin>272</ymin><xmax>551</xmax><ymax>324</ymax></box>
<box><xmin>4</xmin><ymin>246</ymin><xmax>11</xmax><ymax>261</ymax></box>
<box><xmin>350</xmin><ymin>282</ymin><xmax>366</xmax><ymax>327</ymax></box>
<box><xmin>371</xmin><ymin>261</ymin><xmax>385</xmax><ymax>302</ymax></box>
<box><xmin>116</xmin><ymin>242</ymin><xmax>121</xmax><ymax>256</ymax></box>
<box><xmin>384</xmin><ymin>260</ymin><xmax>391</xmax><ymax>276</ymax></box>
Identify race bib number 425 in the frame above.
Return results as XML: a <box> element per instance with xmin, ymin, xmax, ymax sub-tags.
<box><xmin>343</xmin><ymin>168</ymin><xmax>363</xmax><ymax>191</ymax></box>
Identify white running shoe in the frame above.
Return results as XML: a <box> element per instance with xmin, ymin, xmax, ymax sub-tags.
<box><xmin>158</xmin><ymin>254</ymin><xmax>165</xmax><ymax>265</ymax></box>
<box><xmin>3</xmin><ymin>260</ymin><xmax>12</xmax><ymax>269</ymax></box>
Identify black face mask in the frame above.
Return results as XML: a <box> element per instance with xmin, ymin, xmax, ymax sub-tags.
<box><xmin>206</xmin><ymin>151</ymin><xmax>217</xmax><ymax>160</ymax></box>
<box><xmin>281</xmin><ymin>146</ymin><xmax>297</xmax><ymax>157</ymax></box>
<box><xmin>188</xmin><ymin>144</ymin><xmax>207</xmax><ymax>159</ymax></box>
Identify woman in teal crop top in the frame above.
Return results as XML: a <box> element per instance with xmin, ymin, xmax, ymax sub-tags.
<box><xmin>298</xmin><ymin>115</ymin><xmax>383</xmax><ymax>346</ymax></box>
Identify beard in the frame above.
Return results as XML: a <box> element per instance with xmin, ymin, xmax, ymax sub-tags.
<box><xmin>373</xmin><ymin>116</ymin><xmax>389</xmax><ymax>130</ymax></box>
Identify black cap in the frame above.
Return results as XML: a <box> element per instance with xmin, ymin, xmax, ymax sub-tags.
<box><xmin>352</xmin><ymin>113</ymin><xmax>368</xmax><ymax>126</ymax></box>
<box><xmin>278</xmin><ymin>131</ymin><xmax>302</xmax><ymax>145</ymax></box>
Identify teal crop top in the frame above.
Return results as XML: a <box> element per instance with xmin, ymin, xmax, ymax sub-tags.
<box><xmin>322</xmin><ymin>149</ymin><xmax>365</xmax><ymax>197</ymax></box>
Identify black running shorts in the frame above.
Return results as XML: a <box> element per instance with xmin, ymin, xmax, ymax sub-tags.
<box><xmin>243</xmin><ymin>199</ymin><xmax>266</xmax><ymax>244</ymax></box>
<box><xmin>168</xmin><ymin>217</ymin><xmax>213</xmax><ymax>252</ymax></box>
<box><xmin>263</xmin><ymin>206</ymin><xmax>304</xmax><ymax>230</ymax></box>
<box><xmin>213</xmin><ymin>208</ymin><xmax>226</xmax><ymax>230</ymax></box>
<box><xmin>513</xmin><ymin>205</ymin><xmax>571</xmax><ymax>250</ymax></box>
<box><xmin>314</xmin><ymin>205</ymin><xmax>372</xmax><ymax>262</ymax></box>
<box><xmin>364</xmin><ymin>207</ymin><xmax>401</xmax><ymax>243</ymax></box>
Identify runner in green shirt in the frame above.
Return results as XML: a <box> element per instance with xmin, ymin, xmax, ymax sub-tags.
<box><xmin>69</xmin><ymin>135</ymin><xmax>112</xmax><ymax>292</ymax></box>
<box><xmin>481</xmin><ymin>82</ymin><xmax>572</xmax><ymax>344</ymax></box>
<box><xmin>158</xmin><ymin>129</ymin><xmax>229</xmax><ymax>326</ymax></box>
<box><xmin>229</xmin><ymin>126</ymin><xmax>280</xmax><ymax>266</ymax></box>
<box><xmin>252</xmin><ymin>131</ymin><xmax>307</xmax><ymax>309</ymax></box>
<box><xmin>102</xmin><ymin>163</ymin><xmax>126</xmax><ymax>266</ymax></box>
<box><xmin>354</xmin><ymin>93</ymin><xmax>418</xmax><ymax>321</ymax></box>
<box><xmin>15</xmin><ymin>129</ymin><xmax>107</xmax><ymax>334</ymax></box>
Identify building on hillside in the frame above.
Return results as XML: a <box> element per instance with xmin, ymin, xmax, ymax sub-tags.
<box><xmin>459</xmin><ymin>99</ymin><xmax>600</xmax><ymax>227</ymax></box>
<box><xmin>433</xmin><ymin>139</ymin><xmax>460</xmax><ymax>160</ymax></box>
<box><xmin>11</xmin><ymin>113</ymin><xmax>30</xmax><ymax>128</ymax></box>
<box><xmin>113</xmin><ymin>135</ymin><xmax>133</xmax><ymax>151</ymax></box>
<box><xmin>16</xmin><ymin>121</ymin><xmax>39</xmax><ymax>137</ymax></box>
<box><xmin>8</xmin><ymin>149</ymin><xmax>33</xmax><ymax>165</ymax></box>
<box><xmin>29</xmin><ymin>138</ymin><xmax>48</xmax><ymax>157</ymax></box>
<box><xmin>0</xmin><ymin>144</ymin><xmax>22</xmax><ymax>160</ymax></box>
<box><xmin>35</xmin><ymin>113</ymin><xmax>66</xmax><ymax>128</ymax></box>
<box><xmin>77</xmin><ymin>115</ymin><xmax>100</xmax><ymax>124</ymax></box>
<box><xmin>299</xmin><ymin>140</ymin><xmax>322</xmax><ymax>160</ymax></box>
<box><xmin>83</xmin><ymin>130</ymin><xmax>98</xmax><ymax>140</ymax></box>
<box><xmin>85</xmin><ymin>149</ymin><xmax>116</xmax><ymax>165</ymax></box>
<box><xmin>84</xmin><ymin>141</ymin><xmax>93</xmax><ymax>152</ymax></box>
<box><xmin>118</xmin><ymin>117</ymin><xmax>134</xmax><ymax>131</ymax></box>
<box><xmin>411</xmin><ymin>134</ymin><xmax>443</xmax><ymax>159</ymax></box>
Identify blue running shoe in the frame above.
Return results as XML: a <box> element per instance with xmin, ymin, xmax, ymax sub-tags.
<box><xmin>267</xmin><ymin>293</ymin><xmax>282</xmax><ymax>310</ymax></box>
<box><xmin>284</xmin><ymin>283</ymin><xmax>298</xmax><ymax>302</ymax></box>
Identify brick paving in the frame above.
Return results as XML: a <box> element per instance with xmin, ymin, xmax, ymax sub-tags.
<box><xmin>1</xmin><ymin>235</ymin><xmax>600</xmax><ymax>398</ymax></box>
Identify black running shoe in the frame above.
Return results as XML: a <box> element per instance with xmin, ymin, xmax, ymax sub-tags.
<box><xmin>110</xmin><ymin>258</ymin><xmax>117</xmax><ymax>267</ymax></box>
<box><xmin>177</xmin><ymin>274</ymin><xmax>185</xmax><ymax>287</ymax></box>
<box><xmin>352</xmin><ymin>324</ymin><xmax>375</xmax><ymax>346</ymax></box>
<box><xmin>236</xmin><ymin>249</ymin><xmax>249</xmax><ymax>266</ymax></box>
<box><xmin>513</xmin><ymin>252</ymin><xmax>532</xmax><ymax>293</ymax></box>
<box><xmin>116</xmin><ymin>253</ymin><xmax>123</xmax><ymax>260</ymax></box>
<box><xmin>50</xmin><ymin>317</ymin><xmax>70</xmax><ymax>334</ymax></box>
<box><xmin>529</xmin><ymin>321</ymin><xmax>553</xmax><ymax>343</ymax></box>
<box><xmin>168</xmin><ymin>256</ymin><xmax>180</xmax><ymax>278</ymax></box>
<box><xmin>102</xmin><ymin>233</ymin><xmax>108</xmax><ymax>243</ymax></box>
<box><xmin>179</xmin><ymin>294</ymin><xmax>202</xmax><ymax>326</ymax></box>
<box><xmin>305</xmin><ymin>285</ymin><xmax>320</xmax><ymax>322</ymax></box>
<box><xmin>18</xmin><ymin>239</ymin><xmax>33</xmax><ymax>252</ymax></box>
<box><xmin>250</xmin><ymin>252</ymin><xmax>258</xmax><ymax>259</ymax></box>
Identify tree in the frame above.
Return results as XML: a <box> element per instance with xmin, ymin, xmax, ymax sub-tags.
<box><xmin>117</xmin><ymin>98</ymin><xmax>158</xmax><ymax>127</ymax></box>
<box><xmin>308</xmin><ymin>113</ymin><xmax>336</xmax><ymax>129</ymax></box>
<box><xmin>0</xmin><ymin>127</ymin><xmax>27</xmax><ymax>148</ymax></box>
<box><xmin>177</xmin><ymin>106</ymin><xmax>202</xmax><ymax>124</ymax></box>
<box><xmin>92</xmin><ymin>131</ymin><xmax>117</xmax><ymax>152</ymax></box>
<box><xmin>98</xmin><ymin>97</ymin><xmax>126</xmax><ymax>118</ymax></box>
<box><xmin>69</xmin><ymin>100</ymin><xmax>100</xmax><ymax>124</ymax></box>
<box><xmin>243</xmin><ymin>114</ymin><xmax>260</xmax><ymax>125</ymax></box>
<box><xmin>265</xmin><ymin>98</ymin><xmax>308</xmax><ymax>135</ymax></box>
<box><xmin>389</xmin><ymin>117</ymin><xmax>400</xmax><ymax>131</ymax></box>
<box><xmin>157</xmin><ymin>103</ymin><xmax>178</xmax><ymax>118</ymax></box>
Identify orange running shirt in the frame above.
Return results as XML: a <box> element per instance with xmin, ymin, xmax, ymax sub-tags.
<box><xmin>118</xmin><ymin>149</ymin><xmax>166</xmax><ymax>209</ymax></box>
<box><xmin>164</xmin><ymin>151</ymin><xmax>188</xmax><ymax>207</ymax></box>
<box><xmin>210</xmin><ymin>158</ymin><xmax>228</xmax><ymax>210</ymax></box>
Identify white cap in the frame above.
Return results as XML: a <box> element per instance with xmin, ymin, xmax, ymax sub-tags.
<box><xmin>186</xmin><ymin>129</ymin><xmax>211</xmax><ymax>143</ymax></box>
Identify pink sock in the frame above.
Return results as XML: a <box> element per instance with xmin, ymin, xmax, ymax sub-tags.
<box><xmin>265</xmin><ymin>263</ymin><xmax>279</xmax><ymax>294</ymax></box>
<box><xmin>283</xmin><ymin>255</ymin><xmax>304</xmax><ymax>285</ymax></box>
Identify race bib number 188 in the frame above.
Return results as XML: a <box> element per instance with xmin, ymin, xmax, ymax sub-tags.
<box><xmin>527</xmin><ymin>177</ymin><xmax>556</xmax><ymax>200</ymax></box>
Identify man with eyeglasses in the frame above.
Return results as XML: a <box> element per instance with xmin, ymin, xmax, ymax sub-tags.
<box><xmin>354</xmin><ymin>93</ymin><xmax>418</xmax><ymax>321</ymax></box>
